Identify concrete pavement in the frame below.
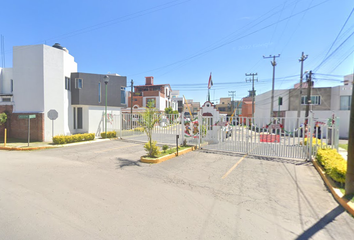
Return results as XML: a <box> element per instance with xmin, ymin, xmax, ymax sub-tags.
<box><xmin>1</xmin><ymin>139</ymin><xmax>354</xmax><ymax>239</ymax></box>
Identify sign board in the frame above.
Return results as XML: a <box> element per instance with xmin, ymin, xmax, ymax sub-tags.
<box><xmin>268</xmin><ymin>124</ymin><xmax>281</xmax><ymax>130</ymax></box>
<box><xmin>18</xmin><ymin>114</ymin><xmax>36</xmax><ymax>119</ymax></box>
<box><xmin>48</xmin><ymin>109</ymin><xmax>58</xmax><ymax>120</ymax></box>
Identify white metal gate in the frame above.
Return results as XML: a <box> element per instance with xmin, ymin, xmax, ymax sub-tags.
<box><xmin>199</xmin><ymin>115</ymin><xmax>339</xmax><ymax>160</ymax></box>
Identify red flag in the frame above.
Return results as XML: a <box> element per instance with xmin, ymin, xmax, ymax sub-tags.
<box><xmin>208</xmin><ymin>72</ymin><xmax>213</xmax><ymax>89</ymax></box>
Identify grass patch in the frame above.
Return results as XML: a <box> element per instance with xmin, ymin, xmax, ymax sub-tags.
<box><xmin>143</xmin><ymin>145</ymin><xmax>193</xmax><ymax>159</ymax></box>
<box><xmin>339</xmin><ymin>144</ymin><xmax>348</xmax><ymax>150</ymax></box>
<box><xmin>340</xmin><ymin>188</ymin><xmax>354</xmax><ymax>203</ymax></box>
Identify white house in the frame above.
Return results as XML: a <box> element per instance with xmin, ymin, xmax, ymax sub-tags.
<box><xmin>0</xmin><ymin>43</ymin><xmax>126</xmax><ymax>142</ymax></box>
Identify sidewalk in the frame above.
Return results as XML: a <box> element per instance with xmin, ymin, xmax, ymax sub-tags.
<box><xmin>0</xmin><ymin>138</ymin><xmax>112</xmax><ymax>150</ymax></box>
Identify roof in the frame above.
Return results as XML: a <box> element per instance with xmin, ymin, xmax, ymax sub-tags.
<box><xmin>134</xmin><ymin>84</ymin><xmax>172</xmax><ymax>90</ymax></box>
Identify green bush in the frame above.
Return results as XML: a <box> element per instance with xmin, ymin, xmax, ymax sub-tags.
<box><xmin>162</xmin><ymin>145</ymin><xmax>169</xmax><ymax>152</ymax></box>
<box><xmin>53</xmin><ymin>133</ymin><xmax>95</xmax><ymax>144</ymax></box>
<box><xmin>144</xmin><ymin>141</ymin><xmax>160</xmax><ymax>157</ymax></box>
<box><xmin>316</xmin><ymin>148</ymin><xmax>347</xmax><ymax>184</ymax></box>
<box><xmin>101</xmin><ymin>131</ymin><xmax>117</xmax><ymax>138</ymax></box>
<box><xmin>134</xmin><ymin>127</ymin><xmax>144</xmax><ymax>132</ymax></box>
<box><xmin>304</xmin><ymin>137</ymin><xmax>326</xmax><ymax>146</ymax></box>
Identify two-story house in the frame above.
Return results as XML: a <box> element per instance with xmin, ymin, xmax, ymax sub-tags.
<box><xmin>0</xmin><ymin>43</ymin><xmax>126</xmax><ymax>142</ymax></box>
<box><xmin>127</xmin><ymin>76</ymin><xmax>174</xmax><ymax>112</ymax></box>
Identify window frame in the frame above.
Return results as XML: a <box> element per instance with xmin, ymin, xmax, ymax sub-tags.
<box><xmin>301</xmin><ymin>95</ymin><xmax>321</xmax><ymax>105</ymax></box>
<box><xmin>340</xmin><ymin>95</ymin><xmax>351</xmax><ymax>110</ymax></box>
<box><xmin>65</xmin><ymin>77</ymin><xmax>70</xmax><ymax>90</ymax></box>
<box><xmin>75</xmin><ymin>78</ymin><xmax>83</xmax><ymax>89</ymax></box>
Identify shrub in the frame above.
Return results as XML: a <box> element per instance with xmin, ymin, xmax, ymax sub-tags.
<box><xmin>162</xmin><ymin>145</ymin><xmax>169</xmax><ymax>152</ymax></box>
<box><xmin>101</xmin><ymin>131</ymin><xmax>117</xmax><ymax>138</ymax></box>
<box><xmin>134</xmin><ymin>127</ymin><xmax>144</xmax><ymax>132</ymax></box>
<box><xmin>144</xmin><ymin>141</ymin><xmax>160</xmax><ymax>157</ymax></box>
<box><xmin>53</xmin><ymin>133</ymin><xmax>95</xmax><ymax>144</ymax></box>
<box><xmin>316</xmin><ymin>148</ymin><xmax>347</xmax><ymax>184</ymax></box>
<box><xmin>304</xmin><ymin>137</ymin><xmax>326</xmax><ymax>146</ymax></box>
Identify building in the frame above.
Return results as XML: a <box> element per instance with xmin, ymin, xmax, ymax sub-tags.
<box><xmin>0</xmin><ymin>43</ymin><xmax>127</xmax><ymax>141</ymax></box>
<box><xmin>254</xmin><ymin>76</ymin><xmax>353</xmax><ymax>138</ymax></box>
<box><xmin>127</xmin><ymin>76</ymin><xmax>175</xmax><ymax>112</ymax></box>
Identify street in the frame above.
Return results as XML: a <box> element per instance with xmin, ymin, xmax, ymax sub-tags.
<box><xmin>1</xmin><ymin>139</ymin><xmax>354</xmax><ymax>239</ymax></box>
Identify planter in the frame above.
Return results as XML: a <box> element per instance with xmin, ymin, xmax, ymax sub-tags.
<box><xmin>141</xmin><ymin>146</ymin><xmax>197</xmax><ymax>164</ymax></box>
<box><xmin>313</xmin><ymin>160</ymin><xmax>354</xmax><ymax>216</ymax></box>
<box><xmin>260</xmin><ymin>134</ymin><xmax>280</xmax><ymax>143</ymax></box>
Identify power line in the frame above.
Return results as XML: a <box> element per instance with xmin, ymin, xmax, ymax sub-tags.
<box><xmin>324</xmin><ymin>7</ymin><xmax>354</xmax><ymax>60</ymax></box>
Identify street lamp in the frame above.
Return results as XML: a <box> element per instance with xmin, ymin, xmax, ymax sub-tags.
<box><xmin>104</xmin><ymin>75</ymin><xmax>109</xmax><ymax>138</ymax></box>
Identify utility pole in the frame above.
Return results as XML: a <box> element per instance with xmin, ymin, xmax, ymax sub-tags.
<box><xmin>263</xmin><ymin>54</ymin><xmax>280</xmax><ymax>118</ymax></box>
<box><xmin>345</xmin><ymin>71</ymin><xmax>354</xmax><ymax>194</ymax></box>
<box><xmin>228</xmin><ymin>91</ymin><xmax>236</xmax><ymax>123</ymax></box>
<box><xmin>297</xmin><ymin>52</ymin><xmax>308</xmax><ymax>126</ymax></box>
<box><xmin>245</xmin><ymin>73</ymin><xmax>258</xmax><ymax>118</ymax></box>
<box><xmin>304</xmin><ymin>71</ymin><xmax>312</xmax><ymax>124</ymax></box>
<box><xmin>130</xmin><ymin>79</ymin><xmax>133</xmax><ymax>129</ymax></box>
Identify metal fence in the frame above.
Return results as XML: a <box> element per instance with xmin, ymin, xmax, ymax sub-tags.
<box><xmin>200</xmin><ymin>115</ymin><xmax>339</xmax><ymax>160</ymax></box>
<box><xmin>113</xmin><ymin>113</ymin><xmax>184</xmax><ymax>146</ymax></box>
<box><xmin>111</xmin><ymin>111</ymin><xmax>339</xmax><ymax>160</ymax></box>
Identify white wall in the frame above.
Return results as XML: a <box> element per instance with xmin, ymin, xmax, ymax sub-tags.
<box><xmin>0</xmin><ymin>68</ymin><xmax>13</xmax><ymax>94</ymax></box>
<box><xmin>88</xmin><ymin>106</ymin><xmax>122</xmax><ymax>136</ymax></box>
<box><xmin>12</xmin><ymin>44</ymin><xmax>78</xmax><ymax>141</ymax></box>
<box><xmin>13</xmin><ymin>45</ymin><xmax>45</xmax><ymax>113</ymax></box>
<box><xmin>255</xmin><ymin>89</ymin><xmax>289</xmax><ymax>119</ymax></box>
<box><xmin>43</xmin><ymin>45</ymin><xmax>77</xmax><ymax>141</ymax></box>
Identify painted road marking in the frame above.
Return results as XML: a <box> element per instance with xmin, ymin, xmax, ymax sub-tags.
<box><xmin>222</xmin><ymin>154</ymin><xmax>247</xmax><ymax>179</ymax></box>
<box><xmin>221</xmin><ymin>145</ymin><xmax>258</xmax><ymax>179</ymax></box>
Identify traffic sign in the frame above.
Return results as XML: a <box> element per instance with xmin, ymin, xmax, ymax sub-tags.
<box><xmin>18</xmin><ymin>114</ymin><xmax>36</xmax><ymax>119</ymax></box>
<box><xmin>47</xmin><ymin>109</ymin><xmax>58</xmax><ymax>120</ymax></box>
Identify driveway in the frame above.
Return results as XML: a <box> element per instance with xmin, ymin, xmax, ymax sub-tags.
<box><xmin>0</xmin><ymin>139</ymin><xmax>354</xmax><ymax>239</ymax></box>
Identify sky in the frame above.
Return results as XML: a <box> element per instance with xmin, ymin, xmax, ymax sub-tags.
<box><xmin>1</xmin><ymin>0</ymin><xmax>354</xmax><ymax>104</ymax></box>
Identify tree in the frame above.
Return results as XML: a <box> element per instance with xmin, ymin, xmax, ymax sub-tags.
<box><xmin>139</xmin><ymin>101</ymin><xmax>160</xmax><ymax>157</ymax></box>
<box><xmin>164</xmin><ymin>107</ymin><xmax>173</xmax><ymax>114</ymax></box>
<box><xmin>0</xmin><ymin>113</ymin><xmax>7</xmax><ymax>126</ymax></box>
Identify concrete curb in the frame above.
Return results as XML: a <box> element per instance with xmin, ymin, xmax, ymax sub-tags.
<box><xmin>313</xmin><ymin>160</ymin><xmax>354</xmax><ymax>216</ymax></box>
<box><xmin>0</xmin><ymin>138</ymin><xmax>115</xmax><ymax>151</ymax></box>
<box><xmin>0</xmin><ymin>146</ymin><xmax>57</xmax><ymax>151</ymax></box>
<box><xmin>141</xmin><ymin>146</ymin><xmax>198</xmax><ymax>164</ymax></box>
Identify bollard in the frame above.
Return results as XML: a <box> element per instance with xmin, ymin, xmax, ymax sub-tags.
<box><xmin>176</xmin><ymin>134</ymin><xmax>179</xmax><ymax>156</ymax></box>
<box><xmin>4</xmin><ymin>128</ymin><xmax>7</xmax><ymax>147</ymax></box>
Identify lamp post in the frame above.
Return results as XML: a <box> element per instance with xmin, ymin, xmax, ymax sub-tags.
<box><xmin>104</xmin><ymin>75</ymin><xmax>109</xmax><ymax>138</ymax></box>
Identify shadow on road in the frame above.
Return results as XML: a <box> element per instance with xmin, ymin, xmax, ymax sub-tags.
<box><xmin>295</xmin><ymin>205</ymin><xmax>344</xmax><ymax>240</ymax></box>
<box><xmin>116</xmin><ymin>157</ymin><xmax>141</xmax><ymax>169</ymax></box>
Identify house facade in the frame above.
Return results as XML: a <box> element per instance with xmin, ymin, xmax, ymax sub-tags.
<box><xmin>127</xmin><ymin>76</ymin><xmax>175</xmax><ymax>112</ymax></box>
<box><xmin>254</xmin><ymin>78</ymin><xmax>353</xmax><ymax>138</ymax></box>
<box><xmin>0</xmin><ymin>43</ymin><xmax>126</xmax><ymax>142</ymax></box>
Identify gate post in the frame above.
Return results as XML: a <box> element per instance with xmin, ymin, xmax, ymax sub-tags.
<box><xmin>181</xmin><ymin>111</ymin><xmax>185</xmax><ymax>145</ymax></box>
<box><xmin>198</xmin><ymin>111</ymin><xmax>201</xmax><ymax>148</ymax></box>
<box><xmin>308</xmin><ymin>113</ymin><xmax>314</xmax><ymax>161</ymax></box>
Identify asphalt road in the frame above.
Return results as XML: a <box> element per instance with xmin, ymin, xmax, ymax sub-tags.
<box><xmin>1</xmin><ymin>139</ymin><xmax>354</xmax><ymax>239</ymax></box>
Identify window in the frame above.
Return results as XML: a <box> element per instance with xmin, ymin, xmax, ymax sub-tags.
<box><xmin>73</xmin><ymin>107</ymin><xmax>83</xmax><ymax>129</ymax></box>
<box><xmin>98</xmin><ymin>83</ymin><xmax>101</xmax><ymax>103</ymax></box>
<box><xmin>77</xmin><ymin>107</ymin><xmax>83</xmax><ymax>129</ymax></box>
<box><xmin>121</xmin><ymin>87</ymin><xmax>126</xmax><ymax>104</ymax></box>
<box><xmin>11</xmin><ymin>79</ymin><xmax>13</xmax><ymax>93</ymax></box>
<box><xmin>340</xmin><ymin>96</ymin><xmax>351</xmax><ymax>110</ymax></box>
<box><xmin>73</xmin><ymin>108</ymin><xmax>76</xmax><ymax>129</ymax></box>
<box><xmin>147</xmin><ymin>98</ymin><xmax>155</xmax><ymax>107</ymax></box>
<box><xmin>75</xmin><ymin>78</ymin><xmax>83</xmax><ymax>89</ymax></box>
<box><xmin>301</xmin><ymin>95</ymin><xmax>321</xmax><ymax>105</ymax></box>
<box><xmin>278</xmin><ymin>97</ymin><xmax>283</xmax><ymax>106</ymax></box>
<box><xmin>65</xmin><ymin>77</ymin><xmax>70</xmax><ymax>90</ymax></box>
<box><xmin>2</xmin><ymin>97</ymin><xmax>11</xmax><ymax>102</ymax></box>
